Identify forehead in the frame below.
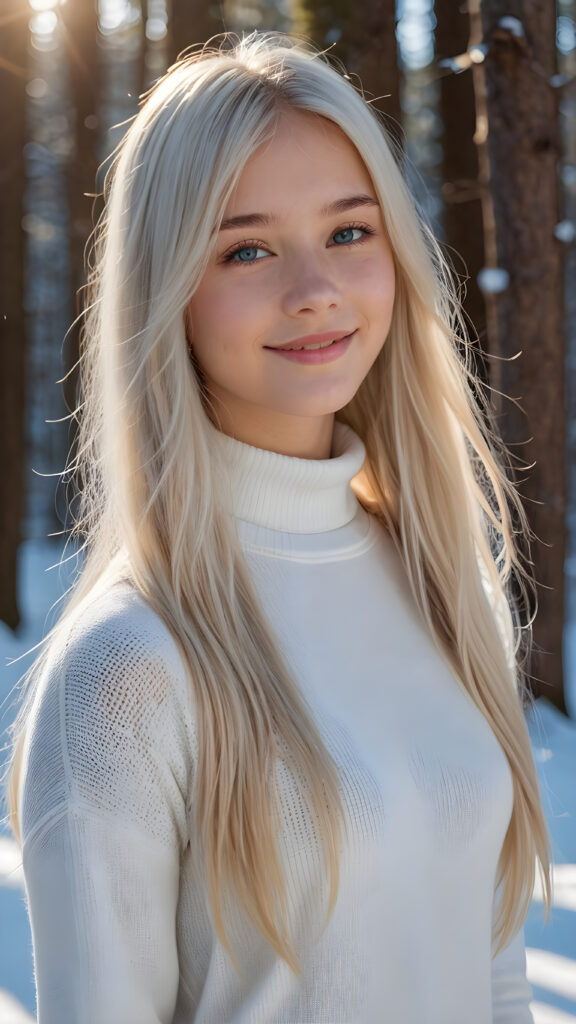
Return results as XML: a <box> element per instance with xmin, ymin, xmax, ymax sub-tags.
<box><xmin>224</xmin><ymin>110</ymin><xmax>375</xmax><ymax>214</ymax></box>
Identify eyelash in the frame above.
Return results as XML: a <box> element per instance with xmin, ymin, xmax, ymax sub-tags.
<box><xmin>221</xmin><ymin>222</ymin><xmax>376</xmax><ymax>266</ymax></box>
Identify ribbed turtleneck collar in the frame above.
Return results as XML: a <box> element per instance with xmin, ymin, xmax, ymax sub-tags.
<box><xmin>207</xmin><ymin>420</ymin><xmax>366</xmax><ymax>534</ymax></box>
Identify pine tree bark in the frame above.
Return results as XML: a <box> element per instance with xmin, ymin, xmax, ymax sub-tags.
<box><xmin>435</xmin><ymin>0</ymin><xmax>486</xmax><ymax>379</ymax></box>
<box><xmin>473</xmin><ymin>1</ymin><xmax>566</xmax><ymax>711</ymax></box>
<box><xmin>59</xmin><ymin>0</ymin><xmax>100</xmax><ymax>420</ymax></box>
<box><xmin>0</xmin><ymin>0</ymin><xmax>28</xmax><ymax>629</ymax></box>
<box><xmin>167</xmin><ymin>0</ymin><xmax>224</xmax><ymax>67</ymax></box>
<box><xmin>291</xmin><ymin>0</ymin><xmax>401</xmax><ymax>141</ymax></box>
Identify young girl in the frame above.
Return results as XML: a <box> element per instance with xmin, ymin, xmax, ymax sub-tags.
<box><xmin>5</xmin><ymin>30</ymin><xmax>551</xmax><ymax>1024</ymax></box>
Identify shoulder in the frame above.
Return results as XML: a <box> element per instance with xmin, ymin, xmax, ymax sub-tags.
<box><xmin>64</xmin><ymin>578</ymin><xmax>186</xmax><ymax>666</ymax></box>
<box><xmin>21</xmin><ymin>580</ymin><xmax>196</xmax><ymax>849</ymax></box>
<box><xmin>35</xmin><ymin>578</ymin><xmax>197</xmax><ymax>757</ymax></box>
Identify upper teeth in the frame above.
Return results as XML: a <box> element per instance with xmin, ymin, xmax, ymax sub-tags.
<box><xmin>289</xmin><ymin>338</ymin><xmax>338</xmax><ymax>351</ymax></box>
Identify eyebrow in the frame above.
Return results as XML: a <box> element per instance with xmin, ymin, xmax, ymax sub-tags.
<box><xmin>218</xmin><ymin>193</ymin><xmax>380</xmax><ymax>231</ymax></box>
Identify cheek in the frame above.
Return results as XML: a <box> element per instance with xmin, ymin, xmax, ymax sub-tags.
<box><xmin>188</xmin><ymin>283</ymin><xmax>262</xmax><ymax>372</ymax></box>
<box><xmin>187</xmin><ymin>282</ymin><xmax>233</xmax><ymax>347</ymax></box>
<box><xmin>191</xmin><ymin>276</ymin><xmax>263</xmax><ymax>339</ymax></box>
<box><xmin>358</xmin><ymin>254</ymin><xmax>395</xmax><ymax>315</ymax></box>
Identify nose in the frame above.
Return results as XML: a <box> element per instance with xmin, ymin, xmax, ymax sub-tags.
<box><xmin>281</xmin><ymin>251</ymin><xmax>341</xmax><ymax>317</ymax></box>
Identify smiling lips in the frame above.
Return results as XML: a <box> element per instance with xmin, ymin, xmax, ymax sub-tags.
<box><xmin>267</xmin><ymin>329</ymin><xmax>354</xmax><ymax>351</ymax></box>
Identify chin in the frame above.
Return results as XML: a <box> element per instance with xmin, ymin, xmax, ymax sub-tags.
<box><xmin>280</xmin><ymin>389</ymin><xmax>361</xmax><ymax>418</ymax></box>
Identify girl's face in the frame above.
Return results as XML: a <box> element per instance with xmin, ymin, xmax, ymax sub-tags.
<box><xmin>186</xmin><ymin>109</ymin><xmax>396</xmax><ymax>458</ymax></box>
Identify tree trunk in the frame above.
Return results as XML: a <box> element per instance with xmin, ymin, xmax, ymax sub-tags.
<box><xmin>435</xmin><ymin>0</ymin><xmax>487</xmax><ymax>383</ymax></box>
<box><xmin>167</xmin><ymin>0</ymin><xmax>224</xmax><ymax>68</ymax></box>
<box><xmin>59</xmin><ymin>0</ymin><xmax>100</xmax><ymax>422</ymax></box>
<box><xmin>472</xmin><ymin>0</ymin><xmax>566</xmax><ymax>712</ymax></box>
<box><xmin>291</xmin><ymin>0</ymin><xmax>401</xmax><ymax>143</ymax></box>
<box><xmin>0</xmin><ymin>1</ymin><xmax>28</xmax><ymax>629</ymax></box>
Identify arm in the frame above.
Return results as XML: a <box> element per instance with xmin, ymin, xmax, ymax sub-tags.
<box><xmin>23</xmin><ymin>809</ymin><xmax>182</xmax><ymax>1024</ymax></box>
<box><xmin>19</xmin><ymin>590</ymin><xmax>196</xmax><ymax>1024</ymax></box>
<box><xmin>491</xmin><ymin>887</ymin><xmax>534</xmax><ymax>1023</ymax></box>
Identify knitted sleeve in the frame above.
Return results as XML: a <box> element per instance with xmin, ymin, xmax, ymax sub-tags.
<box><xmin>19</xmin><ymin>583</ymin><xmax>197</xmax><ymax>1024</ymax></box>
<box><xmin>491</xmin><ymin>883</ymin><xmax>534</xmax><ymax>1023</ymax></box>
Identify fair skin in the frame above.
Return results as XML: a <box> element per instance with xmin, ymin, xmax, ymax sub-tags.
<box><xmin>185</xmin><ymin>109</ymin><xmax>396</xmax><ymax>460</ymax></box>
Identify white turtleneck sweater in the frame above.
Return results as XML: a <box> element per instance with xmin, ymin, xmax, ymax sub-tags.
<box><xmin>19</xmin><ymin>421</ymin><xmax>534</xmax><ymax>1024</ymax></box>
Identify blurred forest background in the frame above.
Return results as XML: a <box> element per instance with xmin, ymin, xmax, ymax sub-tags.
<box><xmin>1</xmin><ymin>0</ymin><xmax>575</xmax><ymax>712</ymax></box>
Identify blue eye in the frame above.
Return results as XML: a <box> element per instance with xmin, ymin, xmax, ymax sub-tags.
<box><xmin>228</xmin><ymin>245</ymin><xmax>268</xmax><ymax>264</ymax></box>
<box><xmin>333</xmin><ymin>226</ymin><xmax>366</xmax><ymax>245</ymax></box>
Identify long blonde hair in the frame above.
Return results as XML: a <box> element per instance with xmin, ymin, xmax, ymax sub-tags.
<box><xmin>4</xmin><ymin>30</ymin><xmax>550</xmax><ymax>970</ymax></box>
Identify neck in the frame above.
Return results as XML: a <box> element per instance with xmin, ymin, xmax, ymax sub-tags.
<box><xmin>206</xmin><ymin>408</ymin><xmax>336</xmax><ymax>460</ymax></box>
<box><xmin>206</xmin><ymin>417</ymin><xmax>367</xmax><ymax>533</ymax></box>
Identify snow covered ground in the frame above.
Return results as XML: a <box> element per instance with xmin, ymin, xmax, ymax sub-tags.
<box><xmin>1</xmin><ymin>539</ymin><xmax>575</xmax><ymax>1022</ymax></box>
